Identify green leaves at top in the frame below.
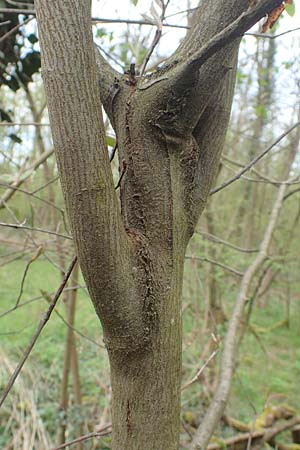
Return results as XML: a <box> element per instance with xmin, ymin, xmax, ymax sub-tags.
<box><xmin>131</xmin><ymin>0</ymin><xmax>139</xmax><ymax>5</ymax></box>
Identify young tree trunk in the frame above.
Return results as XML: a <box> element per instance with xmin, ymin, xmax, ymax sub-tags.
<box><xmin>34</xmin><ymin>1</ymin><xmax>283</xmax><ymax>448</ymax></box>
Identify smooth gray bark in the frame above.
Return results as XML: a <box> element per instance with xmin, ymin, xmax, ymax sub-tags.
<box><xmin>35</xmin><ymin>1</ymin><xmax>283</xmax><ymax>449</ymax></box>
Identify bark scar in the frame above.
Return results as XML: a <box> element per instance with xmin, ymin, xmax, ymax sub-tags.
<box><xmin>126</xmin><ymin>399</ymin><xmax>132</xmax><ymax>436</ymax></box>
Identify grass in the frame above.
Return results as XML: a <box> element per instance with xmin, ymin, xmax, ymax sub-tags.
<box><xmin>0</xmin><ymin>257</ymin><xmax>299</xmax><ymax>448</ymax></box>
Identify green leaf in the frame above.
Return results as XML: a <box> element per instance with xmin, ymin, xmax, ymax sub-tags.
<box><xmin>131</xmin><ymin>0</ymin><xmax>138</xmax><ymax>5</ymax></box>
<box><xmin>106</xmin><ymin>135</ymin><xmax>116</xmax><ymax>148</ymax></box>
<box><xmin>285</xmin><ymin>3</ymin><xmax>295</xmax><ymax>16</ymax></box>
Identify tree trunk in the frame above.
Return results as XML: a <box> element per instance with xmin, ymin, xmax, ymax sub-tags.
<box><xmin>34</xmin><ymin>1</ymin><xmax>283</xmax><ymax>448</ymax></box>
<box><xmin>108</xmin><ymin>258</ymin><xmax>184</xmax><ymax>449</ymax></box>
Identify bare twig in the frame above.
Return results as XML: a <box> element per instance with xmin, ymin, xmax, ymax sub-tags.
<box><xmin>181</xmin><ymin>349</ymin><xmax>219</xmax><ymax>391</ymax></box>
<box><xmin>0</xmin><ymin>20</ymin><xmax>11</xmax><ymax>27</ymax></box>
<box><xmin>0</xmin><ymin>148</ymin><xmax>54</xmax><ymax>208</ymax></box>
<box><xmin>0</xmin><ymin>8</ymin><xmax>188</xmax><ymax>29</ymax></box>
<box><xmin>109</xmin><ymin>140</ymin><xmax>118</xmax><ymax>162</ymax></box>
<box><xmin>5</xmin><ymin>0</ymin><xmax>34</xmax><ymax>6</ymax></box>
<box><xmin>284</xmin><ymin>186</ymin><xmax>300</xmax><ymax>201</ymax></box>
<box><xmin>50</xmin><ymin>425</ymin><xmax>112</xmax><ymax>450</ymax></box>
<box><xmin>0</xmin><ymin>122</ymin><xmax>50</xmax><ymax>126</ymax></box>
<box><xmin>246</xmin><ymin>26</ymin><xmax>300</xmax><ymax>39</ymax></box>
<box><xmin>14</xmin><ymin>246</ymin><xmax>43</xmax><ymax>309</ymax></box>
<box><xmin>185</xmin><ymin>255</ymin><xmax>243</xmax><ymax>277</ymax></box>
<box><xmin>0</xmin><ymin>16</ymin><xmax>33</xmax><ymax>43</ymax></box>
<box><xmin>114</xmin><ymin>161</ymin><xmax>127</xmax><ymax>190</ymax></box>
<box><xmin>0</xmin><ymin>181</ymin><xmax>64</xmax><ymax>215</ymax></box>
<box><xmin>0</xmin><ymin>148</ymin><xmax>20</xmax><ymax>168</ymax></box>
<box><xmin>0</xmin><ymin>7</ymin><xmax>35</xmax><ymax>14</ymax></box>
<box><xmin>222</xmin><ymin>162</ymin><xmax>300</xmax><ymax>186</ymax></box>
<box><xmin>31</xmin><ymin>175</ymin><xmax>59</xmax><ymax>194</ymax></box>
<box><xmin>40</xmin><ymin>289</ymin><xmax>104</xmax><ymax>348</ymax></box>
<box><xmin>0</xmin><ymin>285</ymin><xmax>86</xmax><ymax>320</ymax></box>
<box><xmin>211</xmin><ymin>121</ymin><xmax>300</xmax><ymax>195</ymax></box>
<box><xmin>0</xmin><ymin>256</ymin><xmax>77</xmax><ymax>409</ymax></box>
<box><xmin>196</xmin><ymin>230</ymin><xmax>259</xmax><ymax>254</ymax></box>
<box><xmin>0</xmin><ymin>222</ymin><xmax>72</xmax><ymax>240</ymax></box>
<box><xmin>165</xmin><ymin>7</ymin><xmax>199</xmax><ymax>19</ymax></box>
<box><xmin>140</xmin><ymin>0</ymin><xmax>172</xmax><ymax>75</ymax></box>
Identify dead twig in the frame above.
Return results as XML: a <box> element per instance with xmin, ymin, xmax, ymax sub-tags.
<box><xmin>181</xmin><ymin>349</ymin><xmax>219</xmax><ymax>391</ymax></box>
<box><xmin>14</xmin><ymin>246</ymin><xmax>43</xmax><ymax>309</ymax></box>
<box><xmin>211</xmin><ymin>121</ymin><xmax>300</xmax><ymax>195</ymax></box>
<box><xmin>0</xmin><ymin>16</ymin><xmax>33</xmax><ymax>43</ymax></box>
<box><xmin>185</xmin><ymin>255</ymin><xmax>243</xmax><ymax>277</ymax></box>
<box><xmin>0</xmin><ymin>222</ymin><xmax>72</xmax><ymax>240</ymax></box>
<box><xmin>50</xmin><ymin>425</ymin><xmax>112</xmax><ymax>450</ymax></box>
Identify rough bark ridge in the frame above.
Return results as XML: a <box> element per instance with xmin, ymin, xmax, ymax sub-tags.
<box><xmin>34</xmin><ymin>1</ymin><xmax>283</xmax><ymax>449</ymax></box>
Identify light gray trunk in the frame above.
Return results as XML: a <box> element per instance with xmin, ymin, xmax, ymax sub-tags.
<box><xmin>34</xmin><ymin>0</ymin><xmax>283</xmax><ymax>448</ymax></box>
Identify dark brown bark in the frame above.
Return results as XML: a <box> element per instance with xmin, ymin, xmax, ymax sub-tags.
<box><xmin>34</xmin><ymin>1</ymin><xmax>283</xmax><ymax>449</ymax></box>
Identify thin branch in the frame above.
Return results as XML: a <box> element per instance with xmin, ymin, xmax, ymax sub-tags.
<box><xmin>239</xmin><ymin>174</ymin><xmax>300</xmax><ymax>185</ymax></box>
<box><xmin>109</xmin><ymin>140</ymin><xmax>118</xmax><ymax>162</ymax></box>
<box><xmin>31</xmin><ymin>175</ymin><xmax>59</xmax><ymax>194</ymax></box>
<box><xmin>246</xmin><ymin>26</ymin><xmax>300</xmax><ymax>39</ymax></box>
<box><xmin>0</xmin><ymin>148</ymin><xmax>54</xmax><ymax>208</ymax></box>
<box><xmin>196</xmin><ymin>230</ymin><xmax>259</xmax><ymax>254</ymax></box>
<box><xmin>0</xmin><ymin>20</ymin><xmax>11</xmax><ymax>27</ymax></box>
<box><xmin>222</xmin><ymin>153</ymin><xmax>299</xmax><ymax>185</ymax></box>
<box><xmin>0</xmin><ymin>7</ymin><xmax>36</xmax><ymax>14</ymax></box>
<box><xmin>140</xmin><ymin>28</ymin><xmax>162</xmax><ymax>76</ymax></box>
<box><xmin>211</xmin><ymin>121</ymin><xmax>300</xmax><ymax>195</ymax></box>
<box><xmin>284</xmin><ymin>186</ymin><xmax>300</xmax><ymax>201</ymax></box>
<box><xmin>40</xmin><ymin>289</ymin><xmax>104</xmax><ymax>349</ymax></box>
<box><xmin>0</xmin><ymin>222</ymin><xmax>72</xmax><ymax>240</ymax></box>
<box><xmin>0</xmin><ymin>148</ymin><xmax>21</xmax><ymax>168</ymax></box>
<box><xmin>92</xmin><ymin>17</ymin><xmax>188</xmax><ymax>29</ymax></box>
<box><xmin>181</xmin><ymin>349</ymin><xmax>219</xmax><ymax>391</ymax></box>
<box><xmin>5</xmin><ymin>0</ymin><xmax>34</xmax><ymax>7</ymax></box>
<box><xmin>165</xmin><ymin>7</ymin><xmax>199</xmax><ymax>20</ymax></box>
<box><xmin>0</xmin><ymin>285</ymin><xmax>87</xmax><ymax>320</ymax></box>
<box><xmin>140</xmin><ymin>0</ymin><xmax>171</xmax><ymax>76</ymax></box>
<box><xmin>221</xmin><ymin>160</ymin><xmax>300</xmax><ymax>186</ymax></box>
<box><xmin>0</xmin><ymin>256</ymin><xmax>77</xmax><ymax>409</ymax></box>
<box><xmin>0</xmin><ymin>8</ymin><xmax>188</xmax><ymax>29</ymax></box>
<box><xmin>185</xmin><ymin>255</ymin><xmax>243</xmax><ymax>277</ymax></box>
<box><xmin>14</xmin><ymin>246</ymin><xmax>43</xmax><ymax>308</ymax></box>
<box><xmin>0</xmin><ymin>181</ymin><xmax>65</xmax><ymax>214</ymax></box>
<box><xmin>114</xmin><ymin>161</ymin><xmax>127</xmax><ymax>190</ymax></box>
<box><xmin>0</xmin><ymin>16</ymin><xmax>33</xmax><ymax>43</ymax></box>
<box><xmin>50</xmin><ymin>425</ymin><xmax>112</xmax><ymax>450</ymax></box>
<box><xmin>0</xmin><ymin>122</ymin><xmax>50</xmax><ymax>126</ymax></box>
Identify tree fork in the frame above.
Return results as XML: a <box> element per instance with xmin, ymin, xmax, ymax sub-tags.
<box><xmin>35</xmin><ymin>1</ymin><xmax>284</xmax><ymax>449</ymax></box>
